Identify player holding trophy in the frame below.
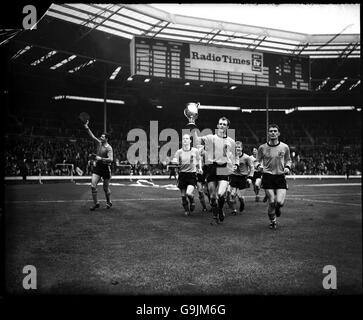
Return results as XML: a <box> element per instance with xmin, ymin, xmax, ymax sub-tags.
<box><xmin>184</xmin><ymin>102</ymin><xmax>236</xmax><ymax>225</ymax></box>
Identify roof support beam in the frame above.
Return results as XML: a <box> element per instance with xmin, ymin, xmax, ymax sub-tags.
<box><xmin>11</xmin><ymin>39</ymin><xmax>126</xmax><ymax>66</ymax></box>
<box><xmin>78</xmin><ymin>5</ymin><xmax>124</xmax><ymax>39</ymax></box>
<box><xmin>249</xmin><ymin>36</ymin><xmax>267</xmax><ymax>51</ymax></box>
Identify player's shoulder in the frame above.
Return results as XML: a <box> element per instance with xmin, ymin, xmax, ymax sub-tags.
<box><xmin>225</xmin><ymin>136</ymin><xmax>235</xmax><ymax>144</ymax></box>
<box><xmin>203</xmin><ymin>133</ymin><xmax>214</xmax><ymax>139</ymax></box>
<box><xmin>258</xmin><ymin>143</ymin><xmax>268</xmax><ymax>149</ymax></box>
<box><xmin>279</xmin><ymin>141</ymin><xmax>290</xmax><ymax>149</ymax></box>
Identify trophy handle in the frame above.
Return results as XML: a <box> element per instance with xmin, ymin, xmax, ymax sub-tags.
<box><xmin>183</xmin><ymin>108</ymin><xmax>188</xmax><ymax>117</ymax></box>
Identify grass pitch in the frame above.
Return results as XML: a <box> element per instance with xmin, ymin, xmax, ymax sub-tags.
<box><xmin>4</xmin><ymin>178</ymin><xmax>362</xmax><ymax>295</ymax></box>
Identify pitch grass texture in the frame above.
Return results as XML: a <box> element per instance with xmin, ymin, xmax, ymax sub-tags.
<box><xmin>4</xmin><ymin>179</ymin><xmax>362</xmax><ymax>295</ymax></box>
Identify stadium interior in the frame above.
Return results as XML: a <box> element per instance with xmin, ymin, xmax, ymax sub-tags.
<box><xmin>2</xmin><ymin>4</ymin><xmax>361</xmax><ymax>179</ymax></box>
<box><xmin>2</xmin><ymin>3</ymin><xmax>362</xmax><ymax>298</ymax></box>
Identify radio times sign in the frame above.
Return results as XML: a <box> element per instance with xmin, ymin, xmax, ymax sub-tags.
<box><xmin>131</xmin><ymin>36</ymin><xmax>310</xmax><ymax>90</ymax></box>
<box><xmin>189</xmin><ymin>44</ymin><xmax>263</xmax><ymax>75</ymax></box>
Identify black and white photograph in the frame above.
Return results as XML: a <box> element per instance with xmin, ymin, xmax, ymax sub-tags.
<box><xmin>1</xmin><ymin>2</ymin><xmax>361</xmax><ymax>312</ymax></box>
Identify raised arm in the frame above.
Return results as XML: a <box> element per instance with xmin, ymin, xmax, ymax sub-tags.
<box><xmin>192</xmin><ymin>129</ymin><xmax>210</xmax><ymax>148</ymax></box>
<box><xmin>84</xmin><ymin>120</ymin><xmax>100</xmax><ymax>143</ymax></box>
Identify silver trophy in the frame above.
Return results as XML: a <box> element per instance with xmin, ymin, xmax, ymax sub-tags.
<box><xmin>184</xmin><ymin>102</ymin><xmax>200</xmax><ymax>128</ymax></box>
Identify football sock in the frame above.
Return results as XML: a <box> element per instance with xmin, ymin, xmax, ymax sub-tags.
<box><xmin>104</xmin><ymin>188</ymin><xmax>111</xmax><ymax>203</ymax></box>
<box><xmin>182</xmin><ymin>196</ymin><xmax>189</xmax><ymax>211</ymax></box>
<box><xmin>218</xmin><ymin>196</ymin><xmax>225</xmax><ymax>210</ymax></box>
<box><xmin>91</xmin><ymin>186</ymin><xmax>98</xmax><ymax>204</ymax></box>
<box><xmin>199</xmin><ymin>192</ymin><xmax>207</xmax><ymax>209</ymax></box>
<box><xmin>239</xmin><ymin>197</ymin><xmax>245</xmax><ymax>212</ymax></box>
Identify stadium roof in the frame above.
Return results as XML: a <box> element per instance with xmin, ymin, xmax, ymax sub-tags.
<box><xmin>45</xmin><ymin>3</ymin><xmax>360</xmax><ymax>59</ymax></box>
<box><xmin>3</xmin><ymin>3</ymin><xmax>360</xmax><ymax>109</ymax></box>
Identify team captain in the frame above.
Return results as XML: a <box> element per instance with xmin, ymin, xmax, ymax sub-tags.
<box><xmin>194</xmin><ymin>117</ymin><xmax>236</xmax><ymax>225</ymax></box>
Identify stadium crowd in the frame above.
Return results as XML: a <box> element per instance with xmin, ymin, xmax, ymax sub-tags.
<box><xmin>5</xmin><ymin>103</ymin><xmax>361</xmax><ymax>178</ymax></box>
<box><xmin>5</xmin><ymin>132</ymin><xmax>361</xmax><ymax>178</ymax></box>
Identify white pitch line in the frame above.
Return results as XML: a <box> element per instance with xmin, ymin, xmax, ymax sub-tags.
<box><xmin>5</xmin><ymin>194</ymin><xmax>361</xmax><ymax>205</ymax></box>
<box><xmin>287</xmin><ymin>193</ymin><xmax>361</xmax><ymax>197</ymax></box>
<box><xmin>297</xmin><ymin>183</ymin><xmax>361</xmax><ymax>187</ymax></box>
<box><xmin>5</xmin><ymin>198</ymin><xmax>180</xmax><ymax>204</ymax></box>
<box><xmin>288</xmin><ymin>197</ymin><xmax>361</xmax><ymax>207</ymax></box>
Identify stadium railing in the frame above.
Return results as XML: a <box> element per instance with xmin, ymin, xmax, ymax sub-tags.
<box><xmin>4</xmin><ymin>174</ymin><xmax>361</xmax><ymax>183</ymax></box>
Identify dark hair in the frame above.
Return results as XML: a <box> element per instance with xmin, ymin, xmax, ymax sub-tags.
<box><xmin>103</xmin><ymin>133</ymin><xmax>110</xmax><ymax>141</ymax></box>
<box><xmin>218</xmin><ymin>116</ymin><xmax>230</xmax><ymax>127</ymax></box>
<box><xmin>268</xmin><ymin>124</ymin><xmax>280</xmax><ymax>131</ymax></box>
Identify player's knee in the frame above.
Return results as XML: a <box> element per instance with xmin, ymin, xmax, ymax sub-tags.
<box><xmin>210</xmin><ymin>197</ymin><xmax>217</xmax><ymax>207</ymax></box>
<box><xmin>91</xmin><ymin>186</ymin><xmax>97</xmax><ymax>193</ymax></box>
<box><xmin>269</xmin><ymin>202</ymin><xmax>275</xmax><ymax>209</ymax></box>
<box><xmin>276</xmin><ymin>201</ymin><xmax>284</xmax><ymax>208</ymax></box>
<box><xmin>217</xmin><ymin>191</ymin><xmax>225</xmax><ymax>199</ymax></box>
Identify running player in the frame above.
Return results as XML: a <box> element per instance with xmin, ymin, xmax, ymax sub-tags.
<box><xmin>196</xmin><ymin>145</ymin><xmax>208</xmax><ymax>212</ymax></box>
<box><xmin>250</xmin><ymin>147</ymin><xmax>263</xmax><ymax>202</ymax></box>
<box><xmin>171</xmin><ymin>134</ymin><xmax>201</xmax><ymax>216</ymax></box>
<box><xmin>256</xmin><ymin>124</ymin><xmax>291</xmax><ymax>229</ymax></box>
<box><xmin>84</xmin><ymin>120</ymin><xmax>113</xmax><ymax>210</ymax></box>
<box><xmin>194</xmin><ymin>117</ymin><xmax>236</xmax><ymax>225</ymax></box>
<box><xmin>229</xmin><ymin>141</ymin><xmax>254</xmax><ymax>215</ymax></box>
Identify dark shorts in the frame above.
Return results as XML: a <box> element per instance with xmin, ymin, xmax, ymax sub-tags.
<box><xmin>92</xmin><ymin>162</ymin><xmax>111</xmax><ymax>180</ymax></box>
<box><xmin>251</xmin><ymin>171</ymin><xmax>262</xmax><ymax>182</ymax></box>
<box><xmin>197</xmin><ymin>165</ymin><xmax>207</xmax><ymax>183</ymax></box>
<box><xmin>177</xmin><ymin>172</ymin><xmax>197</xmax><ymax>190</ymax></box>
<box><xmin>261</xmin><ymin>173</ymin><xmax>287</xmax><ymax>190</ymax></box>
<box><xmin>197</xmin><ymin>173</ymin><xmax>206</xmax><ymax>183</ymax></box>
<box><xmin>229</xmin><ymin>175</ymin><xmax>248</xmax><ymax>190</ymax></box>
<box><xmin>205</xmin><ymin>163</ymin><xmax>230</xmax><ymax>183</ymax></box>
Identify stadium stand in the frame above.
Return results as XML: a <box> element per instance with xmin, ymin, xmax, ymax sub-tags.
<box><xmin>5</xmin><ymin>100</ymin><xmax>361</xmax><ymax>178</ymax></box>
